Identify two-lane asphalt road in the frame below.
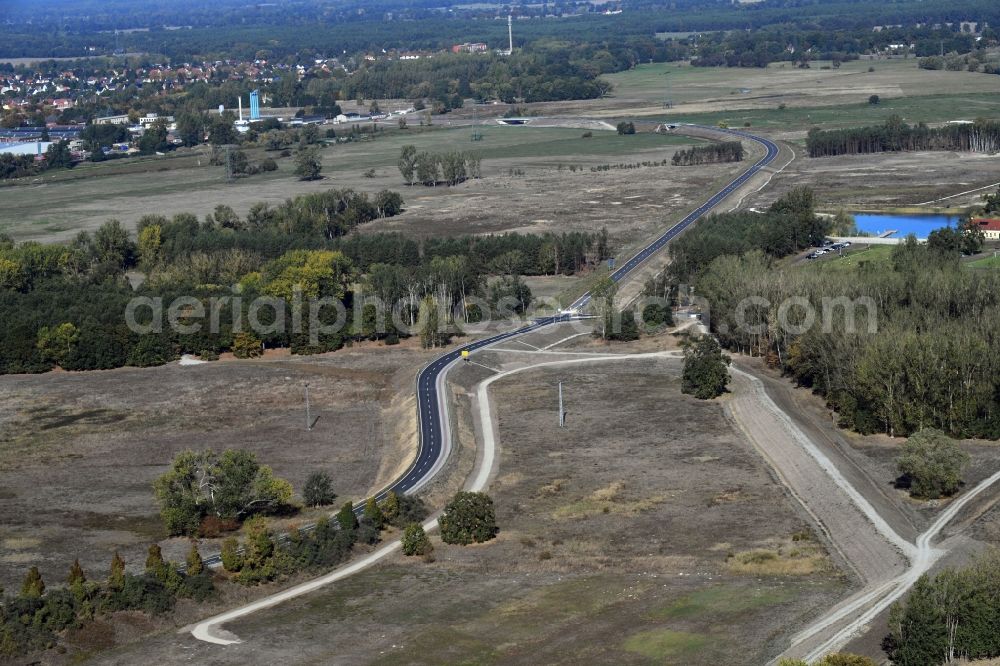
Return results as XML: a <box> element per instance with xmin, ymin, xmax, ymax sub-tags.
<box><xmin>403</xmin><ymin>126</ymin><xmax>780</xmax><ymax>495</ymax></box>
<box><xmin>195</xmin><ymin>126</ymin><xmax>780</xmax><ymax>570</ymax></box>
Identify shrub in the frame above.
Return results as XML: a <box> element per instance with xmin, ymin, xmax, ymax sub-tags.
<box><xmin>388</xmin><ymin>494</ymin><xmax>429</xmax><ymax>529</ymax></box>
<box><xmin>606</xmin><ymin>310</ymin><xmax>640</xmax><ymax>341</ymax></box>
<box><xmin>302</xmin><ymin>471</ymin><xmax>336</xmax><ymax>507</ymax></box>
<box><xmin>103</xmin><ymin>574</ymin><xmax>174</xmax><ymax>615</ymax></box>
<box><xmin>439</xmin><ymin>491</ymin><xmax>498</xmax><ymax>545</ymax></box>
<box><xmin>197</xmin><ymin>515</ymin><xmax>240</xmax><ymax>538</ymax></box>
<box><xmin>356</xmin><ymin>517</ymin><xmax>381</xmax><ymax>545</ymax></box>
<box><xmin>178</xmin><ymin>572</ymin><xmax>214</xmax><ymax>601</ymax></box>
<box><xmin>868</xmin><ymin>94</ymin><xmax>880</xmax><ymax>105</ymax></box>
<box><xmin>641</xmin><ymin>302</ymin><xmax>672</xmax><ymax>330</ymax></box>
<box><xmin>616</xmin><ymin>121</ymin><xmax>636</xmax><ymax>135</ymax></box>
<box><xmin>231</xmin><ymin>332</ymin><xmax>263</xmax><ymax>358</ymax></box>
<box><xmin>401</xmin><ymin>523</ymin><xmax>432</xmax><ymax>556</ymax></box>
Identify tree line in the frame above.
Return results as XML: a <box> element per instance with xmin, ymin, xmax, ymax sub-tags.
<box><xmin>0</xmin><ymin>141</ymin><xmax>74</xmax><ymax>180</ymax></box>
<box><xmin>397</xmin><ymin>145</ymin><xmax>482</xmax><ymax>186</ymax></box>
<box><xmin>0</xmin><ymin>545</ymin><xmax>214</xmax><ymax>658</ymax></box>
<box><xmin>0</xmin><ymin>188</ymin><xmax>612</xmax><ymax>373</ymax></box>
<box><xmin>885</xmin><ymin>550</ymin><xmax>1000</xmax><ymax>664</ymax></box>
<box><xmin>672</xmin><ymin>141</ymin><xmax>744</xmax><ymax>166</ymax></box>
<box><xmin>668</xmin><ymin>187</ymin><xmax>829</xmax><ymax>282</ymax></box>
<box><xmin>806</xmin><ymin>116</ymin><xmax>1000</xmax><ymax>158</ymax></box>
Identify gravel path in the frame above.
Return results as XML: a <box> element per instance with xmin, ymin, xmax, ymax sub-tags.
<box><xmin>725</xmin><ymin>367</ymin><xmax>910</xmax><ymax>660</ymax></box>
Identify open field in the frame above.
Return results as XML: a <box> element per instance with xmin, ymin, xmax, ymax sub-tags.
<box><xmin>737</xmin><ymin>358</ymin><xmax>1000</xmax><ymax>659</ymax></box>
<box><xmin>0</xmin><ymin>125</ymin><xmax>703</xmax><ymax>244</ymax></box>
<box><xmin>363</xmin><ymin>135</ymin><xmax>752</xmax><ymax>259</ymax></box>
<box><xmin>96</xmin><ymin>342</ymin><xmax>845</xmax><ymax>665</ymax></box>
<box><xmin>0</xmin><ymin>343</ymin><xmax>437</xmax><ymax>594</ymax></box>
<box><xmin>744</xmin><ymin>147</ymin><xmax>1000</xmax><ymax>212</ymax></box>
<box><xmin>600</xmin><ymin>59</ymin><xmax>1000</xmax><ymax>129</ymax></box>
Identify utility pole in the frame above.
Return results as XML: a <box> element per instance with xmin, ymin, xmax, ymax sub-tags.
<box><xmin>304</xmin><ymin>382</ymin><xmax>312</xmax><ymax>431</ymax></box>
<box><xmin>558</xmin><ymin>381</ymin><xmax>565</xmax><ymax>427</ymax></box>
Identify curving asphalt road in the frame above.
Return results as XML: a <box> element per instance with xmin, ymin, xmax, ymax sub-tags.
<box><xmin>401</xmin><ymin>126</ymin><xmax>780</xmax><ymax>496</ymax></box>
<box><xmin>198</xmin><ymin>126</ymin><xmax>780</xmax><ymax>568</ymax></box>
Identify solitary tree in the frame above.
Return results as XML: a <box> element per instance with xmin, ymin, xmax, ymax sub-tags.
<box><xmin>380</xmin><ymin>491</ymin><xmax>400</xmax><ymax>522</ymax></box>
<box><xmin>591</xmin><ymin>275</ymin><xmax>618</xmax><ymax>339</ymax></box>
<box><xmin>153</xmin><ymin>448</ymin><xmax>293</xmax><ymax>535</ymax></box>
<box><xmin>897</xmin><ymin>428</ymin><xmax>970</xmax><ymax>499</ymax></box>
<box><xmin>681</xmin><ymin>335</ymin><xmax>731</xmax><ymax>399</ymax></box>
<box><xmin>439</xmin><ymin>491</ymin><xmax>498</xmax><ymax>545</ymax></box>
<box><xmin>868</xmin><ymin>94</ymin><xmax>880</xmax><ymax>105</ymax></box>
<box><xmin>303</xmin><ymin>471</ymin><xmax>336</xmax><ymax>507</ymax></box>
<box><xmin>294</xmin><ymin>148</ymin><xmax>322</xmax><ymax>181</ymax></box>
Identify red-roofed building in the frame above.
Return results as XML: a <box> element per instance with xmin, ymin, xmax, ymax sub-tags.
<box><xmin>972</xmin><ymin>218</ymin><xmax>1000</xmax><ymax>240</ymax></box>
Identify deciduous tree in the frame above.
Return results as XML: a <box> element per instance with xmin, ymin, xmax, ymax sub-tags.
<box><xmin>682</xmin><ymin>335</ymin><xmax>731</xmax><ymax>399</ymax></box>
<box><xmin>898</xmin><ymin>428</ymin><xmax>970</xmax><ymax>499</ymax></box>
<box><xmin>439</xmin><ymin>491</ymin><xmax>497</xmax><ymax>545</ymax></box>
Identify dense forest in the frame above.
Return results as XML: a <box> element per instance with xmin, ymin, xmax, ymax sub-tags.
<box><xmin>0</xmin><ymin>188</ymin><xmax>610</xmax><ymax>375</ymax></box>
<box><xmin>885</xmin><ymin>552</ymin><xmax>1000</xmax><ymax>665</ymax></box>
<box><xmin>343</xmin><ymin>48</ymin><xmax>613</xmax><ymax>104</ymax></box>
<box><xmin>806</xmin><ymin>117</ymin><xmax>1000</xmax><ymax>157</ymax></box>
<box><xmin>671</xmin><ymin>186</ymin><xmax>1000</xmax><ymax>439</ymax></box>
<box><xmin>668</xmin><ymin>187</ymin><xmax>829</xmax><ymax>281</ymax></box>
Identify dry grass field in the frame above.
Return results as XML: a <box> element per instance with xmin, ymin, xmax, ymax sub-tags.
<box><xmin>0</xmin><ymin>125</ymin><xmax>701</xmax><ymax>244</ymax></box>
<box><xmin>95</xmin><ymin>345</ymin><xmax>846</xmax><ymax>666</ymax></box>
<box><xmin>0</xmin><ymin>342</ymin><xmax>437</xmax><ymax>594</ymax></box>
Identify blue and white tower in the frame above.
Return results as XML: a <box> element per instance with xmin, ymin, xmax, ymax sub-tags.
<box><xmin>249</xmin><ymin>90</ymin><xmax>261</xmax><ymax>121</ymax></box>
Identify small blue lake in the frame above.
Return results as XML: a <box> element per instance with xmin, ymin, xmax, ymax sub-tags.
<box><xmin>853</xmin><ymin>213</ymin><xmax>961</xmax><ymax>240</ymax></box>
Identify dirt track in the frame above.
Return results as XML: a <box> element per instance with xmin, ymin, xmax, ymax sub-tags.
<box><xmin>724</xmin><ymin>365</ymin><xmax>910</xmax><ymax>660</ymax></box>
